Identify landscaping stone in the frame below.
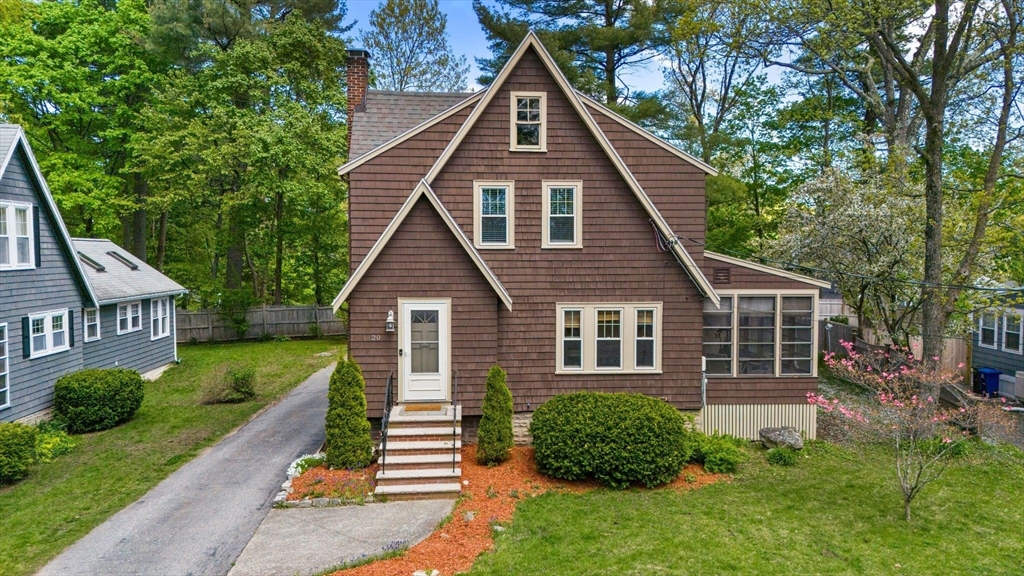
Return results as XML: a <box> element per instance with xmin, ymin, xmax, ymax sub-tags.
<box><xmin>759</xmin><ymin>427</ymin><xmax>804</xmax><ymax>450</ymax></box>
<box><xmin>311</xmin><ymin>498</ymin><xmax>329</xmax><ymax>508</ymax></box>
<box><xmin>463</xmin><ymin>511</ymin><xmax>475</xmax><ymax>522</ymax></box>
<box><xmin>297</xmin><ymin>501</ymin><xmax>311</xmax><ymax>508</ymax></box>
<box><xmin>413</xmin><ymin>570</ymin><xmax>440</xmax><ymax>576</ymax></box>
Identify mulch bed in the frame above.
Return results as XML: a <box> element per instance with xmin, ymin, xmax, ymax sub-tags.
<box><xmin>288</xmin><ymin>464</ymin><xmax>378</xmax><ymax>502</ymax></box>
<box><xmin>334</xmin><ymin>446</ymin><xmax>726</xmax><ymax>576</ymax></box>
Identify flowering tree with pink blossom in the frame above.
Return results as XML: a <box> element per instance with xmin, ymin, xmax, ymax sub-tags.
<box><xmin>812</xmin><ymin>340</ymin><xmax>1016</xmax><ymax>521</ymax></box>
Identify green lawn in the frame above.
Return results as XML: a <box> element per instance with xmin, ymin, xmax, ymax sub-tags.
<box><xmin>0</xmin><ymin>338</ymin><xmax>344</xmax><ymax>576</ymax></box>
<box><xmin>470</xmin><ymin>441</ymin><xmax>1024</xmax><ymax>575</ymax></box>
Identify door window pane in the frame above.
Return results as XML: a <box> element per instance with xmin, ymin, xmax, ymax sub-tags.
<box><xmin>596</xmin><ymin>310</ymin><xmax>621</xmax><ymax>368</ymax></box>
<box><xmin>410</xmin><ymin>310</ymin><xmax>439</xmax><ymax>373</ymax></box>
<box><xmin>703</xmin><ymin>297</ymin><xmax>733</xmax><ymax>375</ymax></box>
<box><xmin>738</xmin><ymin>297</ymin><xmax>775</xmax><ymax>375</ymax></box>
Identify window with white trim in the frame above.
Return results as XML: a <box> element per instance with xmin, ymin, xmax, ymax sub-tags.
<box><xmin>979</xmin><ymin>314</ymin><xmax>997</xmax><ymax>348</ymax></box>
<box><xmin>0</xmin><ymin>202</ymin><xmax>34</xmax><ymax>269</ymax></box>
<box><xmin>510</xmin><ymin>92</ymin><xmax>546</xmax><ymax>151</ymax></box>
<box><xmin>0</xmin><ymin>323</ymin><xmax>9</xmax><ymax>408</ymax></box>
<box><xmin>29</xmin><ymin>309</ymin><xmax>69</xmax><ymax>358</ymax></box>
<box><xmin>473</xmin><ymin>181</ymin><xmax>515</xmax><ymax>248</ymax></box>
<box><xmin>1003</xmin><ymin>313</ymin><xmax>1022</xmax><ymax>354</ymax></box>
<box><xmin>703</xmin><ymin>297</ymin><xmax>733</xmax><ymax>375</ymax></box>
<box><xmin>118</xmin><ymin>301</ymin><xmax>142</xmax><ymax>334</ymax></box>
<box><xmin>781</xmin><ymin>296</ymin><xmax>814</xmax><ymax>375</ymax></box>
<box><xmin>556</xmin><ymin>303</ymin><xmax>661</xmax><ymax>373</ymax></box>
<box><xmin>84</xmin><ymin>308</ymin><xmax>100</xmax><ymax>341</ymax></box>
<box><xmin>151</xmin><ymin>298</ymin><xmax>170</xmax><ymax>340</ymax></box>
<box><xmin>542</xmin><ymin>181</ymin><xmax>582</xmax><ymax>248</ymax></box>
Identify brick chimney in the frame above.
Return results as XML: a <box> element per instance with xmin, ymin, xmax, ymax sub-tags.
<box><xmin>346</xmin><ymin>49</ymin><xmax>370</xmax><ymax>152</ymax></box>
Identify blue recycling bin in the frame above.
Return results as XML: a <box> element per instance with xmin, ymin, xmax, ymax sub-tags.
<box><xmin>977</xmin><ymin>367</ymin><xmax>1002</xmax><ymax>397</ymax></box>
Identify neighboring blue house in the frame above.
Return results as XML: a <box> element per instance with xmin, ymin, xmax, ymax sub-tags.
<box><xmin>972</xmin><ymin>289</ymin><xmax>1024</xmax><ymax>400</ymax></box>
<box><xmin>0</xmin><ymin>125</ymin><xmax>186</xmax><ymax>423</ymax></box>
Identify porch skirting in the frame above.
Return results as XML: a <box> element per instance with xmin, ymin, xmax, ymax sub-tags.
<box><xmin>697</xmin><ymin>404</ymin><xmax>817</xmax><ymax>440</ymax></box>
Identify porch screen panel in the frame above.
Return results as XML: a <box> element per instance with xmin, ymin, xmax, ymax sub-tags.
<box><xmin>738</xmin><ymin>296</ymin><xmax>775</xmax><ymax>375</ymax></box>
<box><xmin>410</xmin><ymin>310</ymin><xmax>439</xmax><ymax>373</ymax></box>
<box><xmin>781</xmin><ymin>296</ymin><xmax>813</xmax><ymax>374</ymax></box>
<box><xmin>703</xmin><ymin>297</ymin><xmax>733</xmax><ymax>375</ymax></box>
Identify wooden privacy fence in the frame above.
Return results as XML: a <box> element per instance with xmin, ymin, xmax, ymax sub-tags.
<box><xmin>176</xmin><ymin>305</ymin><xmax>347</xmax><ymax>343</ymax></box>
<box><xmin>817</xmin><ymin>320</ymin><xmax>969</xmax><ymax>376</ymax></box>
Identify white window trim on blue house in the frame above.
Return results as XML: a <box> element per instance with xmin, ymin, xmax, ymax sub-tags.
<box><xmin>151</xmin><ymin>298</ymin><xmax>171</xmax><ymax>341</ymax></box>
<box><xmin>29</xmin><ymin>309</ymin><xmax>70</xmax><ymax>359</ymax></box>
<box><xmin>84</xmin><ymin>308</ymin><xmax>101</xmax><ymax>342</ymax></box>
<box><xmin>0</xmin><ymin>201</ymin><xmax>35</xmax><ymax>270</ymax></box>
<box><xmin>1003</xmin><ymin>313</ymin><xmax>1023</xmax><ymax>355</ymax></box>
<box><xmin>0</xmin><ymin>323</ymin><xmax>9</xmax><ymax>409</ymax></box>
<box><xmin>118</xmin><ymin>301</ymin><xmax>142</xmax><ymax>335</ymax></box>
<box><xmin>978</xmin><ymin>314</ymin><xmax>998</xmax><ymax>349</ymax></box>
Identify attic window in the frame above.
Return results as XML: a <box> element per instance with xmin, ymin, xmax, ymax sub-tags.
<box><xmin>510</xmin><ymin>92</ymin><xmax>546</xmax><ymax>151</ymax></box>
<box><xmin>78</xmin><ymin>252</ymin><xmax>105</xmax><ymax>272</ymax></box>
<box><xmin>107</xmin><ymin>250</ymin><xmax>138</xmax><ymax>270</ymax></box>
<box><xmin>713</xmin><ymin>268</ymin><xmax>731</xmax><ymax>284</ymax></box>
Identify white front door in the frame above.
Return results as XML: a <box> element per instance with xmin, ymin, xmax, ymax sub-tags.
<box><xmin>400</xmin><ymin>300</ymin><xmax>449</xmax><ymax>402</ymax></box>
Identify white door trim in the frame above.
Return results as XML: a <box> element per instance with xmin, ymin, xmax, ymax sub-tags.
<box><xmin>397</xmin><ymin>298</ymin><xmax>451</xmax><ymax>402</ymax></box>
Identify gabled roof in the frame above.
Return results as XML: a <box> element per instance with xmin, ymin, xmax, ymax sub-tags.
<box><xmin>350</xmin><ymin>90</ymin><xmax>477</xmax><ymax>157</ymax></box>
<box><xmin>704</xmin><ymin>251</ymin><xmax>833</xmax><ymax>288</ymax></box>
<box><xmin>332</xmin><ymin>180</ymin><xmax>513</xmax><ymax>312</ymax></box>
<box><xmin>72</xmin><ymin>238</ymin><xmax>188</xmax><ymax>305</ymax></box>
<box><xmin>0</xmin><ymin>125</ymin><xmax>99</xmax><ymax>308</ymax></box>
<box><xmin>422</xmin><ymin>32</ymin><xmax>719</xmax><ymax>305</ymax></box>
<box><xmin>339</xmin><ymin>91</ymin><xmax>483</xmax><ymax>175</ymax></box>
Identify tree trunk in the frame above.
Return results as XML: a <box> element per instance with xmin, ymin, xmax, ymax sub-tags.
<box><xmin>904</xmin><ymin>498</ymin><xmax>912</xmax><ymax>522</ymax></box>
<box><xmin>274</xmin><ymin>190</ymin><xmax>284</xmax><ymax>305</ymax></box>
<box><xmin>920</xmin><ymin>109</ymin><xmax>946</xmax><ymax>362</ymax></box>
<box><xmin>155</xmin><ymin>210</ymin><xmax>169</xmax><ymax>272</ymax></box>
<box><xmin>226</xmin><ymin>219</ymin><xmax>244</xmax><ymax>290</ymax></box>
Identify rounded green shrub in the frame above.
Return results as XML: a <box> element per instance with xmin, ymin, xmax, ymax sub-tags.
<box><xmin>325</xmin><ymin>358</ymin><xmax>373</xmax><ymax>469</ymax></box>
<box><xmin>530</xmin><ymin>392</ymin><xmax>692</xmax><ymax>489</ymax></box>
<box><xmin>477</xmin><ymin>365</ymin><xmax>514</xmax><ymax>465</ymax></box>
<box><xmin>695</xmin><ymin>433</ymin><xmax>747</xmax><ymax>473</ymax></box>
<box><xmin>0</xmin><ymin>422</ymin><xmax>38</xmax><ymax>484</ymax></box>
<box><xmin>766</xmin><ymin>447</ymin><xmax>798</xmax><ymax>467</ymax></box>
<box><xmin>54</xmin><ymin>368</ymin><xmax>144</xmax><ymax>433</ymax></box>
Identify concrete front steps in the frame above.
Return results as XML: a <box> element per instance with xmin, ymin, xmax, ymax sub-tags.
<box><xmin>375</xmin><ymin>404</ymin><xmax>462</xmax><ymax>501</ymax></box>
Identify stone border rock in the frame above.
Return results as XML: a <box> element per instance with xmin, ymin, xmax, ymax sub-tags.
<box><xmin>273</xmin><ymin>453</ymin><xmax>375</xmax><ymax>508</ymax></box>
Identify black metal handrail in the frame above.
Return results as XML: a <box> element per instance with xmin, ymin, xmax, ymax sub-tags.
<box><xmin>380</xmin><ymin>371</ymin><xmax>394</xmax><ymax>474</ymax></box>
<box><xmin>452</xmin><ymin>369</ymin><xmax>458</xmax><ymax>472</ymax></box>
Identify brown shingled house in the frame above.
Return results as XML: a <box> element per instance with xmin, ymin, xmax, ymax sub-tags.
<box><xmin>333</xmin><ymin>33</ymin><xmax>830</xmax><ymax>498</ymax></box>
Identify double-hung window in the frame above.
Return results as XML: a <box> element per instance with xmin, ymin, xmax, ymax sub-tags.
<box><xmin>556</xmin><ymin>303</ymin><xmax>661</xmax><ymax>373</ymax></box>
<box><xmin>84</xmin><ymin>308</ymin><xmax>100</xmax><ymax>341</ymax></box>
<box><xmin>703</xmin><ymin>293</ymin><xmax>818</xmax><ymax>377</ymax></box>
<box><xmin>118</xmin><ymin>301</ymin><xmax>142</xmax><ymax>335</ymax></box>
<box><xmin>0</xmin><ymin>323</ymin><xmax>9</xmax><ymax>408</ymax></box>
<box><xmin>703</xmin><ymin>297</ymin><xmax>734</xmax><ymax>375</ymax></box>
<box><xmin>0</xmin><ymin>202</ymin><xmax>33</xmax><ymax>269</ymax></box>
<box><xmin>1003</xmin><ymin>313</ymin><xmax>1022</xmax><ymax>354</ymax></box>
<box><xmin>542</xmin><ymin>181</ymin><xmax>582</xmax><ymax>248</ymax></box>
<box><xmin>151</xmin><ymin>298</ymin><xmax>171</xmax><ymax>340</ymax></box>
<box><xmin>510</xmin><ymin>92</ymin><xmax>546</xmax><ymax>151</ymax></box>
<box><xmin>28</xmin><ymin>310</ymin><xmax>69</xmax><ymax>358</ymax></box>
<box><xmin>473</xmin><ymin>181</ymin><xmax>515</xmax><ymax>248</ymax></box>
<box><xmin>979</xmin><ymin>314</ymin><xmax>998</xmax><ymax>348</ymax></box>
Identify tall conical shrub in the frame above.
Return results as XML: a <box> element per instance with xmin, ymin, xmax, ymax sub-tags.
<box><xmin>325</xmin><ymin>358</ymin><xmax>373</xmax><ymax>469</ymax></box>
<box><xmin>477</xmin><ymin>365</ymin><xmax>513</xmax><ymax>464</ymax></box>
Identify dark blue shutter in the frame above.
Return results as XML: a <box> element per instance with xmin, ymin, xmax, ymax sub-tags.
<box><xmin>33</xmin><ymin>205</ymin><xmax>41</xmax><ymax>268</ymax></box>
<box><xmin>68</xmin><ymin>309</ymin><xmax>75</xmax><ymax>347</ymax></box>
<box><xmin>22</xmin><ymin>317</ymin><xmax>30</xmax><ymax>358</ymax></box>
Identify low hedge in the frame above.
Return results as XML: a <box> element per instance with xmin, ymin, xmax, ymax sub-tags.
<box><xmin>53</xmin><ymin>368</ymin><xmax>145</xmax><ymax>433</ymax></box>
<box><xmin>0</xmin><ymin>422</ymin><xmax>38</xmax><ymax>484</ymax></box>
<box><xmin>530</xmin><ymin>392</ymin><xmax>693</xmax><ymax>489</ymax></box>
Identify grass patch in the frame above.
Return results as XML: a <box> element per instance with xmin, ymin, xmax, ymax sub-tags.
<box><xmin>0</xmin><ymin>339</ymin><xmax>344</xmax><ymax>576</ymax></box>
<box><xmin>469</xmin><ymin>441</ymin><xmax>1024</xmax><ymax>575</ymax></box>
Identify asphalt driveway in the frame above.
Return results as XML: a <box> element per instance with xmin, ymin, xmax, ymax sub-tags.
<box><xmin>38</xmin><ymin>363</ymin><xmax>335</xmax><ymax>576</ymax></box>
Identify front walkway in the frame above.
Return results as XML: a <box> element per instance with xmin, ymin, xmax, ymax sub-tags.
<box><xmin>38</xmin><ymin>364</ymin><xmax>336</xmax><ymax>576</ymax></box>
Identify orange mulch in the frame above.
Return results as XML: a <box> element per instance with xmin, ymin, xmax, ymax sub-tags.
<box><xmin>334</xmin><ymin>446</ymin><xmax>727</xmax><ymax>576</ymax></box>
<box><xmin>288</xmin><ymin>464</ymin><xmax>378</xmax><ymax>501</ymax></box>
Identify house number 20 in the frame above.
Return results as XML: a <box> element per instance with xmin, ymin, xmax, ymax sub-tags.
<box><xmin>370</xmin><ymin>335</ymin><xmax>382</xmax><ymax>341</ymax></box>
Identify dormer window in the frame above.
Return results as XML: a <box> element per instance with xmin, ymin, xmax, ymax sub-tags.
<box><xmin>510</xmin><ymin>92</ymin><xmax>546</xmax><ymax>151</ymax></box>
<box><xmin>0</xmin><ymin>202</ymin><xmax>34</xmax><ymax>269</ymax></box>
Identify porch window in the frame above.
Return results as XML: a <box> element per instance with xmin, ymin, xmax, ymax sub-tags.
<box><xmin>0</xmin><ymin>323</ymin><xmax>8</xmax><ymax>408</ymax></box>
<box><xmin>781</xmin><ymin>297</ymin><xmax>814</xmax><ymax>375</ymax></box>
<box><xmin>0</xmin><ymin>202</ymin><xmax>34</xmax><ymax>269</ymax></box>
<box><xmin>118</xmin><ymin>301</ymin><xmax>142</xmax><ymax>335</ymax></box>
<box><xmin>703</xmin><ymin>297</ymin><xmax>733</xmax><ymax>375</ymax></box>
<box><xmin>28</xmin><ymin>309</ymin><xmax>69</xmax><ymax>358</ymax></box>
<box><xmin>738</xmin><ymin>296</ymin><xmax>776</xmax><ymax>375</ymax></box>
<box><xmin>542</xmin><ymin>181</ymin><xmax>582</xmax><ymax>248</ymax></box>
<box><xmin>562</xmin><ymin>309</ymin><xmax>582</xmax><ymax>369</ymax></box>
<box><xmin>151</xmin><ymin>298</ymin><xmax>171</xmax><ymax>340</ymax></box>
<box><xmin>635</xmin><ymin>309</ymin><xmax>656</xmax><ymax>369</ymax></box>
<box><xmin>979</xmin><ymin>314</ymin><xmax>997</xmax><ymax>348</ymax></box>
<box><xmin>84</xmin><ymin>308</ymin><xmax>100</xmax><ymax>342</ymax></box>
<box><xmin>1003</xmin><ymin>313</ymin><xmax>1022</xmax><ymax>354</ymax></box>
<box><xmin>596</xmin><ymin>309</ymin><xmax>622</xmax><ymax>369</ymax></box>
<box><xmin>473</xmin><ymin>181</ymin><xmax>515</xmax><ymax>248</ymax></box>
<box><xmin>510</xmin><ymin>92</ymin><xmax>546</xmax><ymax>151</ymax></box>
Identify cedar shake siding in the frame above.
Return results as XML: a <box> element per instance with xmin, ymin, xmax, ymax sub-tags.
<box><xmin>0</xmin><ymin>148</ymin><xmax>87</xmax><ymax>422</ymax></box>
<box><xmin>349</xmin><ymin>197</ymin><xmax>499</xmax><ymax>417</ymax></box>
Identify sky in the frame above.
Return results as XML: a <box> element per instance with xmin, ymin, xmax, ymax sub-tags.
<box><xmin>343</xmin><ymin>0</ymin><xmax>668</xmax><ymax>93</ymax></box>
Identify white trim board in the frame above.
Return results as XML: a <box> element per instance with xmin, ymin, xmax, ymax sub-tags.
<box><xmin>0</xmin><ymin>126</ymin><xmax>99</xmax><ymax>308</ymax></box>
<box><xmin>337</xmin><ymin>92</ymin><xmax>484</xmax><ymax>176</ymax></box>
<box><xmin>332</xmin><ymin>180</ymin><xmax>513</xmax><ymax>312</ymax></box>
<box><xmin>420</xmin><ymin>32</ymin><xmax>719</xmax><ymax>306</ymax></box>
<box><xmin>704</xmin><ymin>251</ymin><xmax>832</xmax><ymax>289</ymax></box>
